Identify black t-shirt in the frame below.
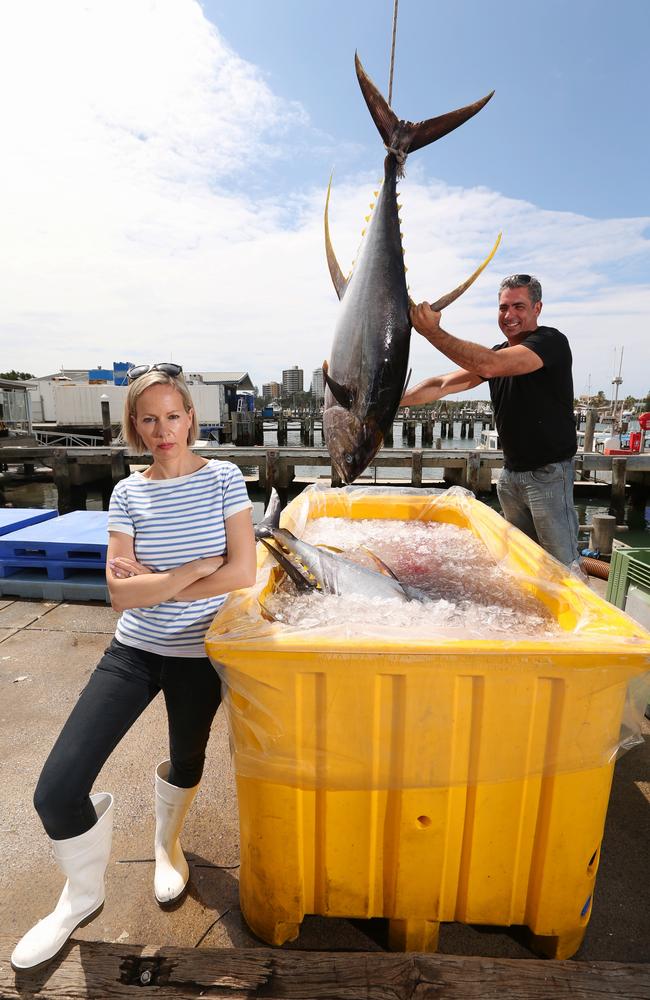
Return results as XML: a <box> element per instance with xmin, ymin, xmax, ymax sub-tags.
<box><xmin>488</xmin><ymin>326</ymin><xmax>577</xmax><ymax>471</ymax></box>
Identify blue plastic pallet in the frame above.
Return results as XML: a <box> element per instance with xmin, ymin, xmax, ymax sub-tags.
<box><xmin>0</xmin><ymin>508</ymin><xmax>58</xmax><ymax>536</ymax></box>
<box><xmin>0</xmin><ymin>559</ymin><xmax>108</xmax><ymax>580</ymax></box>
<box><xmin>0</xmin><ymin>510</ymin><xmax>108</xmax><ymax>564</ymax></box>
<box><xmin>0</xmin><ymin>568</ymin><xmax>109</xmax><ymax>603</ymax></box>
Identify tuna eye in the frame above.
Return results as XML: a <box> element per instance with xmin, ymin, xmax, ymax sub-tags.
<box><xmin>345</xmin><ymin>453</ymin><xmax>353</xmax><ymax>464</ymax></box>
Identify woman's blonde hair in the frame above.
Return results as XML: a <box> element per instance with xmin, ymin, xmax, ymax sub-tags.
<box><xmin>121</xmin><ymin>371</ymin><xmax>199</xmax><ymax>453</ymax></box>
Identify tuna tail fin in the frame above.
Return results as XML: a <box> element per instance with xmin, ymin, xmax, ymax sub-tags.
<box><xmin>324</xmin><ymin>175</ymin><xmax>349</xmax><ymax>300</ymax></box>
<box><xmin>355</xmin><ymin>52</ymin><xmax>494</xmax><ymax>158</ymax></box>
<box><xmin>355</xmin><ymin>52</ymin><xmax>399</xmax><ymax>147</ymax></box>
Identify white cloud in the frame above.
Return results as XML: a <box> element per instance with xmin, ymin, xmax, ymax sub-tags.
<box><xmin>0</xmin><ymin>0</ymin><xmax>648</xmax><ymax>400</ymax></box>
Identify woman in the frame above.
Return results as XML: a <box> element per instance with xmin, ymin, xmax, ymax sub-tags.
<box><xmin>11</xmin><ymin>364</ymin><xmax>256</xmax><ymax>971</ymax></box>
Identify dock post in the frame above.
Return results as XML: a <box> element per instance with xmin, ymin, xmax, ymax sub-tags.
<box><xmin>467</xmin><ymin>451</ymin><xmax>481</xmax><ymax>495</ymax></box>
<box><xmin>264</xmin><ymin>449</ymin><xmax>278</xmax><ymax>505</ymax></box>
<box><xmin>100</xmin><ymin>397</ymin><xmax>112</xmax><ymax>446</ymax></box>
<box><xmin>610</xmin><ymin>457</ymin><xmax>627</xmax><ymax>524</ymax></box>
<box><xmin>421</xmin><ymin>419</ymin><xmax>433</xmax><ymax>447</ymax></box>
<box><xmin>460</xmin><ymin>420</ymin><xmax>467</xmax><ymax>439</ymax></box>
<box><xmin>582</xmin><ymin>409</ymin><xmax>598</xmax><ymax>481</ymax></box>
<box><xmin>440</xmin><ymin>419</ymin><xmax>447</xmax><ymax>438</ymax></box>
<box><xmin>411</xmin><ymin>449</ymin><xmax>423</xmax><ymax>487</ymax></box>
<box><xmin>254</xmin><ymin>414</ymin><xmax>265</xmax><ymax>446</ymax></box>
<box><xmin>467</xmin><ymin>420</ymin><xmax>474</xmax><ymax>440</ymax></box>
<box><xmin>111</xmin><ymin>451</ymin><xmax>127</xmax><ymax>487</ymax></box>
<box><xmin>589</xmin><ymin>513</ymin><xmax>616</xmax><ymax>556</ymax></box>
<box><xmin>277</xmin><ymin>417</ymin><xmax>287</xmax><ymax>446</ymax></box>
<box><xmin>447</xmin><ymin>420</ymin><xmax>454</xmax><ymax>439</ymax></box>
<box><xmin>405</xmin><ymin>420</ymin><xmax>416</xmax><ymax>447</ymax></box>
<box><xmin>52</xmin><ymin>450</ymin><xmax>74</xmax><ymax>514</ymax></box>
<box><xmin>384</xmin><ymin>421</ymin><xmax>394</xmax><ymax>447</ymax></box>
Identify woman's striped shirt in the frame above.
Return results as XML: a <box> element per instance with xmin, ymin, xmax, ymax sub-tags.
<box><xmin>108</xmin><ymin>460</ymin><xmax>252</xmax><ymax>657</ymax></box>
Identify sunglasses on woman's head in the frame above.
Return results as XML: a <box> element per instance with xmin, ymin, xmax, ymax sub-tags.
<box><xmin>126</xmin><ymin>363</ymin><xmax>183</xmax><ymax>381</ymax></box>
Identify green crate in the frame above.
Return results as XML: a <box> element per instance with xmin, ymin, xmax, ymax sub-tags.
<box><xmin>606</xmin><ymin>547</ymin><xmax>650</xmax><ymax>609</ymax></box>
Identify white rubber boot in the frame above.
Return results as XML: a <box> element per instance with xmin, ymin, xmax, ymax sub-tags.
<box><xmin>154</xmin><ymin>761</ymin><xmax>198</xmax><ymax>905</ymax></box>
<box><xmin>11</xmin><ymin>792</ymin><xmax>113</xmax><ymax>971</ymax></box>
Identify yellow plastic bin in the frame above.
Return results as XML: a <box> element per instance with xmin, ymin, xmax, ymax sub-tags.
<box><xmin>205</xmin><ymin>486</ymin><xmax>650</xmax><ymax>959</ymax></box>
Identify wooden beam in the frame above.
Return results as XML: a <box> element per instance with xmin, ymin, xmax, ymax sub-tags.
<box><xmin>1</xmin><ymin>936</ymin><xmax>648</xmax><ymax>999</ymax></box>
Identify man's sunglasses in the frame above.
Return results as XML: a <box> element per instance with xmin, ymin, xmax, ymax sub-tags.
<box><xmin>126</xmin><ymin>363</ymin><xmax>183</xmax><ymax>382</ymax></box>
<box><xmin>509</xmin><ymin>274</ymin><xmax>531</xmax><ymax>283</ymax></box>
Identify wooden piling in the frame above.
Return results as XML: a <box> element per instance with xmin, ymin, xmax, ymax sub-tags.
<box><xmin>52</xmin><ymin>449</ymin><xmax>73</xmax><ymax>514</ymax></box>
<box><xmin>264</xmin><ymin>449</ymin><xmax>279</xmax><ymax>504</ymax></box>
<box><xmin>101</xmin><ymin>398</ymin><xmax>112</xmax><ymax>446</ymax></box>
<box><xmin>583</xmin><ymin>409</ymin><xmax>598</xmax><ymax>454</ymax></box>
<box><xmin>254</xmin><ymin>415</ymin><xmax>265</xmax><ymax>446</ymax></box>
<box><xmin>411</xmin><ymin>448</ymin><xmax>423</xmax><ymax>486</ymax></box>
<box><xmin>467</xmin><ymin>451</ymin><xmax>482</xmax><ymax>494</ymax></box>
<box><xmin>610</xmin><ymin>457</ymin><xmax>627</xmax><ymax>523</ymax></box>
<box><xmin>111</xmin><ymin>451</ymin><xmax>127</xmax><ymax>487</ymax></box>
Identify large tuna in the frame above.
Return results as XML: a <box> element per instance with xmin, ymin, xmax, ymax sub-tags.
<box><xmin>256</xmin><ymin>490</ymin><xmax>429</xmax><ymax>602</ymax></box>
<box><xmin>323</xmin><ymin>54</ymin><xmax>500</xmax><ymax>484</ymax></box>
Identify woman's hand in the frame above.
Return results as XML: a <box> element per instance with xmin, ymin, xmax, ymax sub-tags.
<box><xmin>108</xmin><ymin>556</ymin><xmax>154</xmax><ymax>579</ymax></box>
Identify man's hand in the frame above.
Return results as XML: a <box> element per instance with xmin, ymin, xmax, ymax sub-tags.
<box><xmin>410</xmin><ymin>302</ymin><xmax>442</xmax><ymax>343</ymax></box>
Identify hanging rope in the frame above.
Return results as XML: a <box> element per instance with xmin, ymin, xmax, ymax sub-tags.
<box><xmin>387</xmin><ymin>0</ymin><xmax>399</xmax><ymax>107</ymax></box>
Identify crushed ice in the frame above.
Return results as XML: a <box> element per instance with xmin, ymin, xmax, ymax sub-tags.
<box><xmin>265</xmin><ymin>518</ymin><xmax>560</xmax><ymax>638</ymax></box>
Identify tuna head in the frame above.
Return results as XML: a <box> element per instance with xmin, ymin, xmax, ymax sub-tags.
<box><xmin>323</xmin><ymin>401</ymin><xmax>384</xmax><ymax>484</ymax></box>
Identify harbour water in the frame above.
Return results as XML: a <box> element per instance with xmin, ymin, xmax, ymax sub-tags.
<box><xmin>3</xmin><ymin>424</ymin><xmax>648</xmax><ymax>549</ymax></box>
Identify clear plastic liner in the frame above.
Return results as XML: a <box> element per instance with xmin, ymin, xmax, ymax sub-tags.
<box><xmin>205</xmin><ymin>485</ymin><xmax>650</xmax><ymax>790</ymax></box>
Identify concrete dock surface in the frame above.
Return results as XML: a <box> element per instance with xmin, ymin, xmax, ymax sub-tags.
<box><xmin>0</xmin><ymin>595</ymin><xmax>648</xmax><ymax>966</ymax></box>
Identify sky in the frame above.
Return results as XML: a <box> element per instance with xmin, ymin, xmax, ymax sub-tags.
<box><xmin>0</xmin><ymin>0</ymin><xmax>648</xmax><ymax>399</ymax></box>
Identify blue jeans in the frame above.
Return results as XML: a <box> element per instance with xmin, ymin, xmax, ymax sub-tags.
<box><xmin>496</xmin><ymin>459</ymin><xmax>579</xmax><ymax>566</ymax></box>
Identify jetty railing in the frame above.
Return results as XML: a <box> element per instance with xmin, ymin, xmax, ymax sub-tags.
<box><xmin>1</xmin><ymin>443</ymin><xmax>649</xmax><ymax>518</ymax></box>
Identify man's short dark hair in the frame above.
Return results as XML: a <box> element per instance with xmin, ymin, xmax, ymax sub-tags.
<box><xmin>499</xmin><ymin>274</ymin><xmax>542</xmax><ymax>305</ymax></box>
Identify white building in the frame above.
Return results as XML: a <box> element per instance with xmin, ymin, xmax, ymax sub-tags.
<box><xmin>310</xmin><ymin>367</ymin><xmax>325</xmax><ymax>402</ymax></box>
<box><xmin>282</xmin><ymin>366</ymin><xmax>304</xmax><ymax>394</ymax></box>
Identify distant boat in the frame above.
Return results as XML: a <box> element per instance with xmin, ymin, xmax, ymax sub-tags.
<box><xmin>475</xmin><ymin>429</ymin><xmax>500</xmax><ymax>451</ymax></box>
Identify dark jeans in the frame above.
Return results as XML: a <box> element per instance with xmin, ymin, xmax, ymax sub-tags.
<box><xmin>34</xmin><ymin>639</ymin><xmax>222</xmax><ymax>840</ymax></box>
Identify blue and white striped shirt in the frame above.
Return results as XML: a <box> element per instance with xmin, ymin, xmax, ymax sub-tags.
<box><xmin>108</xmin><ymin>460</ymin><xmax>252</xmax><ymax>657</ymax></box>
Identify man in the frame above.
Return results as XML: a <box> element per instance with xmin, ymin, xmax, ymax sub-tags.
<box><xmin>401</xmin><ymin>274</ymin><xmax>579</xmax><ymax>566</ymax></box>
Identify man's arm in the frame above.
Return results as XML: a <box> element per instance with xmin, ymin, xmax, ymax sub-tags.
<box><xmin>410</xmin><ymin>302</ymin><xmax>543</xmax><ymax>379</ymax></box>
<box><xmin>401</xmin><ymin>368</ymin><xmax>483</xmax><ymax>406</ymax></box>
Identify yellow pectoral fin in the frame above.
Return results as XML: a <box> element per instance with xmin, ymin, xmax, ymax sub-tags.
<box><xmin>428</xmin><ymin>232</ymin><xmax>502</xmax><ymax>312</ymax></box>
